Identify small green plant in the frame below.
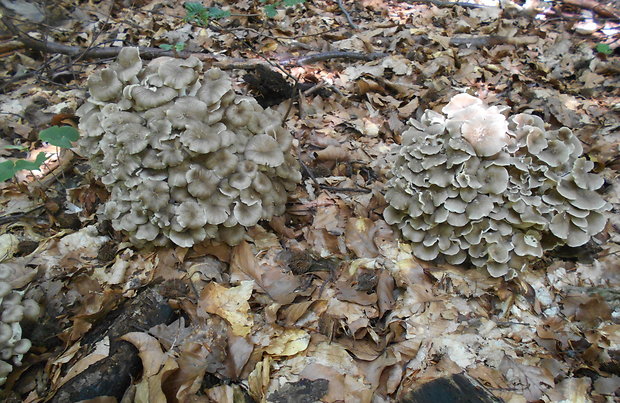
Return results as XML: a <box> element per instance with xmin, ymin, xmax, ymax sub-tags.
<box><xmin>159</xmin><ymin>42</ymin><xmax>186</xmax><ymax>52</ymax></box>
<box><xmin>595</xmin><ymin>43</ymin><xmax>612</xmax><ymax>55</ymax></box>
<box><xmin>260</xmin><ymin>0</ymin><xmax>306</xmax><ymax>18</ymax></box>
<box><xmin>183</xmin><ymin>2</ymin><xmax>231</xmax><ymax>26</ymax></box>
<box><xmin>0</xmin><ymin>125</ymin><xmax>79</xmax><ymax>182</ymax></box>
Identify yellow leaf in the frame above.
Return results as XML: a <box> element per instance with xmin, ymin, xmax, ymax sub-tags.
<box><xmin>199</xmin><ymin>280</ymin><xmax>254</xmax><ymax>336</ymax></box>
<box><xmin>265</xmin><ymin>328</ymin><xmax>310</xmax><ymax>356</ymax></box>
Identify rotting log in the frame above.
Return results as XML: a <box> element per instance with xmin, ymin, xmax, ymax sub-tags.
<box><xmin>49</xmin><ymin>285</ymin><xmax>177</xmax><ymax>402</ymax></box>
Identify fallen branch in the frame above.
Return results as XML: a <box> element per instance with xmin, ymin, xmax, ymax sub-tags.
<box><xmin>1</xmin><ymin>16</ymin><xmax>215</xmax><ymax>60</ymax></box>
<box><xmin>561</xmin><ymin>0</ymin><xmax>620</xmax><ymax>19</ymax></box>
<box><xmin>406</xmin><ymin>0</ymin><xmax>490</xmax><ymax>8</ymax></box>
<box><xmin>282</xmin><ymin>51</ymin><xmax>389</xmax><ymax>65</ymax></box>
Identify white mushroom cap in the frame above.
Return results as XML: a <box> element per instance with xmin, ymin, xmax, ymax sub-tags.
<box><xmin>477</xmin><ymin>165</ymin><xmax>509</xmax><ymax>194</ymax></box>
<box><xmin>572</xmin><ymin>158</ymin><xmax>604</xmax><ymax>191</ymax></box>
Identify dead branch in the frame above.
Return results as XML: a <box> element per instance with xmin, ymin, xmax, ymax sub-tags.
<box><xmin>1</xmin><ymin>16</ymin><xmax>215</xmax><ymax>60</ymax></box>
<box><xmin>337</xmin><ymin>0</ymin><xmax>359</xmax><ymax>29</ymax></box>
<box><xmin>283</xmin><ymin>51</ymin><xmax>389</xmax><ymax>65</ymax></box>
<box><xmin>406</xmin><ymin>0</ymin><xmax>490</xmax><ymax>8</ymax></box>
<box><xmin>561</xmin><ymin>0</ymin><xmax>620</xmax><ymax>19</ymax></box>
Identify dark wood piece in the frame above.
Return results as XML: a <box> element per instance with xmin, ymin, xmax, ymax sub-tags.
<box><xmin>49</xmin><ymin>286</ymin><xmax>176</xmax><ymax>402</ymax></box>
<box><xmin>401</xmin><ymin>373</ymin><xmax>504</xmax><ymax>403</ymax></box>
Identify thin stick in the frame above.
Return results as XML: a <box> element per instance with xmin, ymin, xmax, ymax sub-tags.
<box><xmin>1</xmin><ymin>16</ymin><xmax>214</xmax><ymax>60</ymax></box>
<box><xmin>337</xmin><ymin>0</ymin><xmax>358</xmax><ymax>29</ymax></box>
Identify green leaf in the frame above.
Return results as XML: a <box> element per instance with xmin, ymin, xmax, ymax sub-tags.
<box><xmin>0</xmin><ymin>160</ymin><xmax>16</xmax><ymax>182</ymax></box>
<box><xmin>264</xmin><ymin>4</ymin><xmax>277</xmax><ymax>18</ymax></box>
<box><xmin>208</xmin><ymin>7</ymin><xmax>231</xmax><ymax>19</ymax></box>
<box><xmin>596</xmin><ymin>43</ymin><xmax>612</xmax><ymax>55</ymax></box>
<box><xmin>14</xmin><ymin>152</ymin><xmax>49</xmax><ymax>172</ymax></box>
<box><xmin>39</xmin><ymin>126</ymin><xmax>80</xmax><ymax>149</ymax></box>
<box><xmin>174</xmin><ymin>42</ymin><xmax>186</xmax><ymax>51</ymax></box>
<box><xmin>184</xmin><ymin>2</ymin><xmax>207</xmax><ymax>14</ymax></box>
<box><xmin>283</xmin><ymin>0</ymin><xmax>305</xmax><ymax>6</ymax></box>
<box><xmin>159</xmin><ymin>44</ymin><xmax>173</xmax><ymax>50</ymax></box>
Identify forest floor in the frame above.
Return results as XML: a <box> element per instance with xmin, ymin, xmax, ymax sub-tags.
<box><xmin>0</xmin><ymin>0</ymin><xmax>619</xmax><ymax>402</ymax></box>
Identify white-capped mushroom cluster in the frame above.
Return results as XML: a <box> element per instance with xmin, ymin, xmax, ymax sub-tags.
<box><xmin>77</xmin><ymin>48</ymin><xmax>301</xmax><ymax>247</ymax></box>
<box><xmin>0</xmin><ymin>272</ymin><xmax>40</xmax><ymax>386</ymax></box>
<box><xmin>384</xmin><ymin>94</ymin><xmax>610</xmax><ymax>278</ymax></box>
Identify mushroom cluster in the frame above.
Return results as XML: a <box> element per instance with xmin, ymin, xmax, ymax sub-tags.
<box><xmin>0</xmin><ymin>273</ymin><xmax>40</xmax><ymax>386</ymax></box>
<box><xmin>384</xmin><ymin>94</ymin><xmax>610</xmax><ymax>277</ymax></box>
<box><xmin>77</xmin><ymin>48</ymin><xmax>301</xmax><ymax>247</ymax></box>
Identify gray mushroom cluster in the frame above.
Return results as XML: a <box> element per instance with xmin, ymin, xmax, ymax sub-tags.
<box><xmin>384</xmin><ymin>94</ymin><xmax>609</xmax><ymax>277</ymax></box>
<box><xmin>77</xmin><ymin>48</ymin><xmax>301</xmax><ymax>247</ymax></box>
<box><xmin>0</xmin><ymin>271</ymin><xmax>40</xmax><ymax>386</ymax></box>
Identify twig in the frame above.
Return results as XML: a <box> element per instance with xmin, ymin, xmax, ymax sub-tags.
<box><xmin>282</xmin><ymin>51</ymin><xmax>388</xmax><ymax>66</ymax></box>
<box><xmin>1</xmin><ymin>16</ymin><xmax>215</xmax><ymax>60</ymax></box>
<box><xmin>319</xmin><ymin>185</ymin><xmax>372</xmax><ymax>193</ymax></box>
<box><xmin>406</xmin><ymin>0</ymin><xmax>490</xmax><ymax>8</ymax></box>
<box><xmin>561</xmin><ymin>0</ymin><xmax>620</xmax><ymax>19</ymax></box>
<box><xmin>337</xmin><ymin>0</ymin><xmax>358</xmax><ymax>29</ymax></box>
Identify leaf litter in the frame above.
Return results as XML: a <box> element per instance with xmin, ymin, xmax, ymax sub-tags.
<box><xmin>0</xmin><ymin>0</ymin><xmax>619</xmax><ymax>401</ymax></box>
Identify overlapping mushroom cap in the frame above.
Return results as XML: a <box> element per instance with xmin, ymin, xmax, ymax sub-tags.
<box><xmin>77</xmin><ymin>48</ymin><xmax>301</xmax><ymax>247</ymax></box>
<box><xmin>0</xmin><ymin>266</ymin><xmax>40</xmax><ymax>386</ymax></box>
<box><xmin>384</xmin><ymin>94</ymin><xmax>609</xmax><ymax>278</ymax></box>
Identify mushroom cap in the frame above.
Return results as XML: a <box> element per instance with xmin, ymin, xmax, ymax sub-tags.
<box><xmin>167</xmin><ymin>97</ymin><xmax>208</xmax><ymax>129</ymax></box>
<box><xmin>460</xmin><ymin>112</ymin><xmax>509</xmax><ymax>157</ymax></box>
<box><xmin>88</xmin><ymin>69</ymin><xmax>122</xmax><ymax>102</ymax></box>
<box><xmin>1</xmin><ymin>305</ymin><xmax>23</xmax><ymax>323</ymax></box>
<box><xmin>180</xmin><ymin>122</ymin><xmax>225</xmax><ymax>154</ymax></box>
<box><xmin>176</xmin><ymin>201</ymin><xmax>208</xmax><ymax>229</ymax></box>
<box><xmin>158</xmin><ymin>57</ymin><xmax>201</xmax><ymax>89</ymax></box>
<box><xmin>233</xmin><ymin>201</ymin><xmax>263</xmax><ymax>227</ymax></box>
<box><xmin>197</xmin><ymin>68</ymin><xmax>232</xmax><ymax>105</ymax></box>
<box><xmin>21</xmin><ymin>299</ymin><xmax>41</xmax><ymax>321</ymax></box>
<box><xmin>244</xmin><ymin>134</ymin><xmax>285</xmax><ymax>167</ymax></box>
<box><xmin>111</xmin><ymin>47</ymin><xmax>142</xmax><ymax>82</ymax></box>
<box><xmin>477</xmin><ymin>165</ymin><xmax>509</xmax><ymax>194</ymax></box>
<box><xmin>130</xmin><ymin>86</ymin><xmax>178</xmax><ymax>110</ymax></box>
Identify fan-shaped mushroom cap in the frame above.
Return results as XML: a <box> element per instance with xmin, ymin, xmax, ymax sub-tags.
<box><xmin>88</xmin><ymin>69</ymin><xmax>122</xmax><ymax>102</ymax></box>
<box><xmin>180</xmin><ymin>122</ymin><xmax>225</xmax><ymax>154</ymax></box>
<box><xmin>158</xmin><ymin>57</ymin><xmax>201</xmax><ymax>89</ymax></box>
<box><xmin>167</xmin><ymin>97</ymin><xmax>208</xmax><ymax>129</ymax></box>
<box><xmin>176</xmin><ymin>201</ymin><xmax>208</xmax><ymax>229</ymax></box>
<box><xmin>197</xmin><ymin>68</ymin><xmax>232</xmax><ymax>105</ymax></box>
<box><xmin>130</xmin><ymin>86</ymin><xmax>178</xmax><ymax>110</ymax></box>
<box><xmin>111</xmin><ymin>47</ymin><xmax>142</xmax><ymax>82</ymax></box>
<box><xmin>245</xmin><ymin>134</ymin><xmax>285</xmax><ymax>167</ymax></box>
<box><xmin>186</xmin><ymin>166</ymin><xmax>220</xmax><ymax>199</ymax></box>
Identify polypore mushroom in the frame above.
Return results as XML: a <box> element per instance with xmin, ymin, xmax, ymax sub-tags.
<box><xmin>77</xmin><ymin>49</ymin><xmax>302</xmax><ymax>248</ymax></box>
<box><xmin>384</xmin><ymin>93</ymin><xmax>609</xmax><ymax>277</ymax></box>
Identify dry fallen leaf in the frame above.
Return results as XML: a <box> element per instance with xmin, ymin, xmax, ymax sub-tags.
<box><xmin>199</xmin><ymin>280</ymin><xmax>254</xmax><ymax>337</ymax></box>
